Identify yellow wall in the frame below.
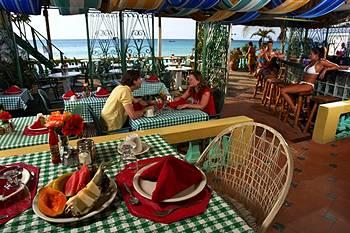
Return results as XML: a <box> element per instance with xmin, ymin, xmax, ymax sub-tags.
<box><xmin>313</xmin><ymin>100</ymin><xmax>350</xmax><ymax>144</ymax></box>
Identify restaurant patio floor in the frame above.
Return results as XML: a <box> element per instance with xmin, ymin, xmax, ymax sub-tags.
<box><xmin>224</xmin><ymin>71</ymin><xmax>350</xmax><ymax>233</ymax></box>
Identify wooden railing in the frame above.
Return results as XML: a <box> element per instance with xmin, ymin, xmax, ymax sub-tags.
<box><xmin>0</xmin><ymin>116</ymin><xmax>253</xmax><ymax>158</ymax></box>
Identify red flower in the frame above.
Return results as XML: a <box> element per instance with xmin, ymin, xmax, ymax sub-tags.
<box><xmin>0</xmin><ymin>111</ymin><xmax>12</xmax><ymax>121</ymax></box>
<box><xmin>62</xmin><ymin>114</ymin><xmax>84</xmax><ymax>136</ymax></box>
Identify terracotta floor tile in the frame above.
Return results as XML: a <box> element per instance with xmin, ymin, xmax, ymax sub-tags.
<box><xmin>328</xmin><ymin>197</ymin><xmax>350</xmax><ymax>223</ymax></box>
<box><xmin>329</xmin><ymin>219</ymin><xmax>350</xmax><ymax>233</ymax></box>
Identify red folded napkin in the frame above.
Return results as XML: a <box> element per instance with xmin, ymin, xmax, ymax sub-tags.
<box><xmin>0</xmin><ymin>163</ymin><xmax>40</xmax><ymax>225</ymax></box>
<box><xmin>168</xmin><ymin>98</ymin><xmax>187</xmax><ymax>109</ymax></box>
<box><xmin>63</xmin><ymin>90</ymin><xmax>76</xmax><ymax>98</ymax></box>
<box><xmin>4</xmin><ymin>85</ymin><xmax>21</xmax><ymax>95</ymax></box>
<box><xmin>146</xmin><ymin>75</ymin><xmax>159</xmax><ymax>82</ymax></box>
<box><xmin>133</xmin><ymin>102</ymin><xmax>145</xmax><ymax>111</ymax></box>
<box><xmin>115</xmin><ymin>157</ymin><xmax>211</xmax><ymax>224</ymax></box>
<box><xmin>23</xmin><ymin>126</ymin><xmax>48</xmax><ymax>136</ymax></box>
<box><xmin>140</xmin><ymin>156</ymin><xmax>203</xmax><ymax>202</ymax></box>
<box><xmin>95</xmin><ymin>88</ymin><xmax>110</xmax><ymax>96</ymax></box>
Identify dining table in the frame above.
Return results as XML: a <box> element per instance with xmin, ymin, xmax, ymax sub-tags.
<box><xmin>0</xmin><ymin>88</ymin><xmax>33</xmax><ymax>111</ymax></box>
<box><xmin>0</xmin><ymin>116</ymin><xmax>48</xmax><ymax>151</ymax></box>
<box><xmin>63</xmin><ymin>95</ymin><xmax>108</xmax><ymax>123</ymax></box>
<box><xmin>129</xmin><ymin>109</ymin><xmax>209</xmax><ymax>131</ymax></box>
<box><xmin>0</xmin><ymin>134</ymin><xmax>253</xmax><ymax>232</ymax></box>
<box><xmin>133</xmin><ymin>81</ymin><xmax>170</xmax><ymax>97</ymax></box>
<box><xmin>48</xmin><ymin>71</ymin><xmax>82</xmax><ymax>93</ymax></box>
<box><xmin>165</xmin><ymin>66</ymin><xmax>193</xmax><ymax>90</ymax></box>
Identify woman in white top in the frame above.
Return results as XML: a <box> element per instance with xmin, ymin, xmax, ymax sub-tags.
<box><xmin>281</xmin><ymin>47</ymin><xmax>339</xmax><ymax>111</ymax></box>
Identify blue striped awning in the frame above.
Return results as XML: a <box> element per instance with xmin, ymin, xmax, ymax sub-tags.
<box><xmin>0</xmin><ymin>0</ymin><xmax>42</xmax><ymax>15</ymax></box>
<box><xmin>225</xmin><ymin>12</ymin><xmax>261</xmax><ymax>24</ymax></box>
<box><xmin>296</xmin><ymin>0</ymin><xmax>346</xmax><ymax>18</ymax></box>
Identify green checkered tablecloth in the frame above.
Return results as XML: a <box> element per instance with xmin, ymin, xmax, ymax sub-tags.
<box><xmin>130</xmin><ymin>109</ymin><xmax>209</xmax><ymax>130</ymax></box>
<box><xmin>0</xmin><ymin>135</ymin><xmax>253</xmax><ymax>233</ymax></box>
<box><xmin>0</xmin><ymin>89</ymin><xmax>33</xmax><ymax>110</ymax></box>
<box><xmin>0</xmin><ymin>116</ymin><xmax>48</xmax><ymax>150</ymax></box>
<box><xmin>133</xmin><ymin>81</ymin><xmax>170</xmax><ymax>97</ymax></box>
<box><xmin>64</xmin><ymin>96</ymin><xmax>107</xmax><ymax>123</ymax></box>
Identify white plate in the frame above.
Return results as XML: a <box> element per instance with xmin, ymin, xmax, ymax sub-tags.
<box><xmin>118</xmin><ymin>142</ymin><xmax>150</xmax><ymax>156</ymax></box>
<box><xmin>0</xmin><ymin>167</ymin><xmax>30</xmax><ymax>201</ymax></box>
<box><xmin>32</xmin><ymin>178</ymin><xmax>118</xmax><ymax>223</ymax></box>
<box><xmin>133</xmin><ymin>162</ymin><xmax>207</xmax><ymax>203</ymax></box>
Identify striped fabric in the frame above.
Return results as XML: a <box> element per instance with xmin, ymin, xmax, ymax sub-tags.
<box><xmin>51</xmin><ymin>0</ymin><xmax>102</xmax><ymax>15</ymax></box>
<box><xmin>112</xmin><ymin>0</ymin><xmax>163</xmax><ymax>11</ymax></box>
<box><xmin>204</xmin><ymin>10</ymin><xmax>235</xmax><ymax>22</ymax></box>
<box><xmin>296</xmin><ymin>0</ymin><xmax>346</xmax><ymax>18</ymax></box>
<box><xmin>168</xmin><ymin>0</ymin><xmax>221</xmax><ymax>10</ymax></box>
<box><xmin>0</xmin><ymin>0</ymin><xmax>42</xmax><ymax>15</ymax></box>
<box><xmin>262</xmin><ymin>0</ymin><xmax>310</xmax><ymax>14</ymax></box>
<box><xmin>226</xmin><ymin>12</ymin><xmax>261</xmax><ymax>24</ymax></box>
<box><xmin>235</xmin><ymin>0</ymin><xmax>271</xmax><ymax>12</ymax></box>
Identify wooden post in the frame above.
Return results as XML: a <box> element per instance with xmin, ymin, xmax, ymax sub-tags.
<box><xmin>151</xmin><ymin>14</ymin><xmax>155</xmax><ymax>73</ymax></box>
<box><xmin>194</xmin><ymin>22</ymin><xmax>199</xmax><ymax>72</ymax></box>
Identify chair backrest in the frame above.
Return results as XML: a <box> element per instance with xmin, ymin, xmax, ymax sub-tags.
<box><xmin>196</xmin><ymin>122</ymin><xmax>293</xmax><ymax>233</ymax></box>
<box><xmin>87</xmin><ymin>104</ymin><xmax>104</xmax><ymax>136</ymax></box>
<box><xmin>37</xmin><ymin>89</ymin><xmax>51</xmax><ymax>114</ymax></box>
<box><xmin>212</xmin><ymin>88</ymin><xmax>225</xmax><ymax>116</ymax></box>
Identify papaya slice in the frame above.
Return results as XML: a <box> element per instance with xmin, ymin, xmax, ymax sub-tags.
<box><xmin>51</xmin><ymin>173</ymin><xmax>72</xmax><ymax>193</ymax></box>
<box><xmin>38</xmin><ymin>187</ymin><xmax>67</xmax><ymax>217</ymax></box>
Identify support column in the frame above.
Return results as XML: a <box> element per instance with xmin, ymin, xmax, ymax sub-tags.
<box><xmin>85</xmin><ymin>13</ymin><xmax>93</xmax><ymax>88</ymax></box>
<box><xmin>194</xmin><ymin>22</ymin><xmax>199</xmax><ymax>72</ymax></box>
<box><xmin>119</xmin><ymin>11</ymin><xmax>126</xmax><ymax>74</ymax></box>
<box><xmin>151</xmin><ymin>14</ymin><xmax>155</xmax><ymax>73</ymax></box>
<box><xmin>225</xmin><ymin>25</ymin><xmax>232</xmax><ymax>95</ymax></box>
<box><xmin>158</xmin><ymin>16</ymin><xmax>162</xmax><ymax>57</ymax></box>
<box><xmin>325</xmin><ymin>27</ymin><xmax>330</xmax><ymax>57</ymax></box>
<box><xmin>43</xmin><ymin>6</ymin><xmax>53</xmax><ymax>61</ymax></box>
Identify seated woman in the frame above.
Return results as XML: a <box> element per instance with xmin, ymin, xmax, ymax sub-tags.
<box><xmin>281</xmin><ymin>47</ymin><xmax>339</xmax><ymax>112</ymax></box>
<box><xmin>175</xmin><ymin>71</ymin><xmax>216</xmax><ymax>116</ymax></box>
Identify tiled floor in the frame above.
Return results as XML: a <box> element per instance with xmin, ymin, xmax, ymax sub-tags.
<box><xmin>222</xmin><ymin>71</ymin><xmax>350</xmax><ymax>233</ymax></box>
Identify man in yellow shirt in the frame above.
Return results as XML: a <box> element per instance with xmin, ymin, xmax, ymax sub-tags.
<box><xmin>101</xmin><ymin>70</ymin><xmax>146</xmax><ymax>131</ymax></box>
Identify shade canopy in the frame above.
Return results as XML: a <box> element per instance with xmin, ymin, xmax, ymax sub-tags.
<box><xmin>0</xmin><ymin>0</ymin><xmax>349</xmax><ymax>27</ymax></box>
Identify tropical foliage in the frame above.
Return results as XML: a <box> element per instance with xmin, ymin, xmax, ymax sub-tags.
<box><xmin>250</xmin><ymin>29</ymin><xmax>275</xmax><ymax>47</ymax></box>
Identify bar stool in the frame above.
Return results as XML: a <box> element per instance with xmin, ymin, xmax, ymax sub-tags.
<box><xmin>281</xmin><ymin>91</ymin><xmax>313</xmax><ymax>130</ymax></box>
<box><xmin>262</xmin><ymin>67</ymin><xmax>286</xmax><ymax>111</ymax></box>
<box><xmin>253</xmin><ymin>72</ymin><xmax>265</xmax><ymax>98</ymax></box>
<box><xmin>303</xmin><ymin>96</ymin><xmax>341</xmax><ymax>133</ymax></box>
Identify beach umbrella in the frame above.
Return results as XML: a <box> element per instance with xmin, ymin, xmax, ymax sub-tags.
<box><xmin>51</xmin><ymin>0</ymin><xmax>102</xmax><ymax>15</ymax></box>
<box><xmin>261</xmin><ymin>0</ymin><xmax>310</xmax><ymax>14</ymax></box>
<box><xmin>296</xmin><ymin>0</ymin><xmax>346</xmax><ymax>18</ymax></box>
<box><xmin>0</xmin><ymin>0</ymin><xmax>42</xmax><ymax>15</ymax></box>
<box><xmin>225</xmin><ymin>12</ymin><xmax>260</xmax><ymax>24</ymax></box>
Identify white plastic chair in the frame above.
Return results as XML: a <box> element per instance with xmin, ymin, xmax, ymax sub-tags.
<box><xmin>196</xmin><ymin>122</ymin><xmax>293</xmax><ymax>233</ymax></box>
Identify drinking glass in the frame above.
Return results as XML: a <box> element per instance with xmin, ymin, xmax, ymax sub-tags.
<box><xmin>119</xmin><ymin>141</ymin><xmax>139</xmax><ymax>171</ymax></box>
<box><xmin>0</xmin><ymin>168</ymin><xmax>31</xmax><ymax>217</ymax></box>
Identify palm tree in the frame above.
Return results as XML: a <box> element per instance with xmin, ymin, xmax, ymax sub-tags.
<box><xmin>250</xmin><ymin>29</ymin><xmax>275</xmax><ymax>48</ymax></box>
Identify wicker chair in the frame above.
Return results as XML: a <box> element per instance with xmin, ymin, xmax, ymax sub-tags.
<box><xmin>195</xmin><ymin>122</ymin><xmax>293</xmax><ymax>233</ymax></box>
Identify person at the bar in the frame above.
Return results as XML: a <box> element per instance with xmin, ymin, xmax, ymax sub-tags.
<box><xmin>175</xmin><ymin>71</ymin><xmax>216</xmax><ymax>115</ymax></box>
<box><xmin>281</xmin><ymin>47</ymin><xmax>339</xmax><ymax>111</ymax></box>
<box><xmin>101</xmin><ymin>70</ymin><xmax>146</xmax><ymax>131</ymax></box>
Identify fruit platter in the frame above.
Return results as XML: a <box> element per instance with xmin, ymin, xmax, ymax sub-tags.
<box><xmin>32</xmin><ymin>164</ymin><xmax>118</xmax><ymax>223</ymax></box>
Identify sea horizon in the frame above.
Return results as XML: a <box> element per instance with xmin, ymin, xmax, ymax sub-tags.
<box><xmin>37</xmin><ymin>38</ymin><xmax>283</xmax><ymax>59</ymax></box>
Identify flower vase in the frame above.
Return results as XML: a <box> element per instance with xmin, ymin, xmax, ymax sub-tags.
<box><xmin>59</xmin><ymin>134</ymin><xmax>75</xmax><ymax>166</ymax></box>
<box><xmin>48</xmin><ymin>129</ymin><xmax>61</xmax><ymax>164</ymax></box>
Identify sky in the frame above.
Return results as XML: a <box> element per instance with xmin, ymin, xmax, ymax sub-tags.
<box><xmin>26</xmin><ymin>9</ymin><xmax>280</xmax><ymax>40</ymax></box>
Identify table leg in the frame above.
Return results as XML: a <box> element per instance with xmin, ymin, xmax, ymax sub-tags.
<box><xmin>63</xmin><ymin>78</ymin><xmax>71</xmax><ymax>92</ymax></box>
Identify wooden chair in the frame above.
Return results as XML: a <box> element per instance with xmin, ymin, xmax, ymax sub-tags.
<box><xmin>303</xmin><ymin>95</ymin><xmax>341</xmax><ymax>133</ymax></box>
<box><xmin>196</xmin><ymin>122</ymin><xmax>293</xmax><ymax>233</ymax></box>
<box><xmin>37</xmin><ymin>89</ymin><xmax>64</xmax><ymax>114</ymax></box>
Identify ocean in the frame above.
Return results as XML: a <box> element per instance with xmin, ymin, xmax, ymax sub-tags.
<box><xmin>42</xmin><ymin>39</ymin><xmax>283</xmax><ymax>59</ymax></box>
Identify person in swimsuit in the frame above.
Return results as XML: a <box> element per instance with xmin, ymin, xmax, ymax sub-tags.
<box><xmin>246</xmin><ymin>41</ymin><xmax>256</xmax><ymax>74</ymax></box>
<box><xmin>280</xmin><ymin>47</ymin><xmax>339</xmax><ymax>111</ymax></box>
